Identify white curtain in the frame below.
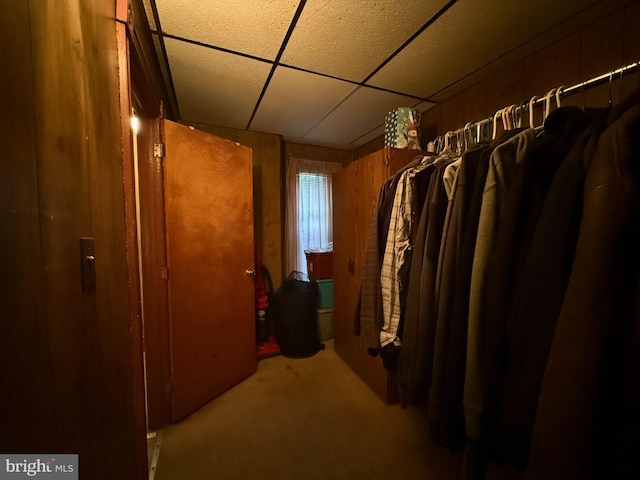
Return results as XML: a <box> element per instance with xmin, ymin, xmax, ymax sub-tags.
<box><xmin>285</xmin><ymin>156</ymin><xmax>342</xmax><ymax>277</ymax></box>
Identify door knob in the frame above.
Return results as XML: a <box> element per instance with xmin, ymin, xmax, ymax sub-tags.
<box><xmin>245</xmin><ymin>269</ymin><xmax>256</xmax><ymax>277</ymax></box>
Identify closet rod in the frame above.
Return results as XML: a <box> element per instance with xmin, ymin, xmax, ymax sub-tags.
<box><xmin>551</xmin><ymin>61</ymin><xmax>639</xmax><ymax>101</ymax></box>
<box><xmin>442</xmin><ymin>61</ymin><xmax>640</xmax><ymax>138</ymax></box>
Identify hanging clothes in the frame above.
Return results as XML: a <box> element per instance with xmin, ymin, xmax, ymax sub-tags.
<box><xmin>359</xmin><ymin>157</ymin><xmax>422</xmax><ymax>351</ymax></box>
<box><xmin>438</xmin><ymin>129</ymin><xmax>522</xmax><ymax>450</ymax></box>
<box><xmin>379</xmin><ymin>154</ymin><xmax>453</xmax><ymax>354</ymax></box>
<box><xmin>396</xmin><ymin>153</ymin><xmax>457</xmax><ymax>401</ymax></box>
<box><xmin>464</xmin><ymin>127</ymin><xmax>537</xmax><ymax>442</ymax></box>
<box><xmin>490</xmin><ymin>106</ymin><xmax>610</xmax><ymax>469</ymax></box>
<box><xmin>481</xmin><ymin>106</ymin><xmax>590</xmax><ymax>464</ymax></box>
<box><xmin>527</xmin><ymin>89</ymin><xmax>640</xmax><ymax>480</ymax></box>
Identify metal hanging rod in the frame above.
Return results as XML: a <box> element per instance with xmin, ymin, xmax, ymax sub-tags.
<box><xmin>559</xmin><ymin>61</ymin><xmax>639</xmax><ymax>99</ymax></box>
<box><xmin>435</xmin><ymin>61</ymin><xmax>640</xmax><ymax>147</ymax></box>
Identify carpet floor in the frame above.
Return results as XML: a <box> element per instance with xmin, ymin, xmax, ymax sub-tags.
<box><xmin>153</xmin><ymin>340</ymin><xmax>464</xmax><ymax>480</ymax></box>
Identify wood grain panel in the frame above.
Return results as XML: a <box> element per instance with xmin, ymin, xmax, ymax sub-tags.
<box><xmin>521</xmin><ymin>33</ymin><xmax>581</xmax><ymax>109</ymax></box>
<box><xmin>420</xmin><ymin>104</ymin><xmax>443</xmax><ymax>145</ymax></box>
<box><xmin>580</xmin><ymin>10</ymin><xmax>625</xmax><ymax>107</ymax></box>
<box><xmin>463</xmin><ymin>79</ymin><xmax>489</xmax><ymax>125</ymax></box>
<box><xmin>285</xmin><ymin>142</ymin><xmax>353</xmax><ymax>166</ymax></box>
<box><xmin>117</xmin><ymin>22</ymin><xmax>148</xmax><ymax>474</ymax></box>
<box><xmin>27</xmin><ymin>1</ymin><xmax>144</xmax><ymax>477</ymax></box>
<box><xmin>440</xmin><ymin>92</ymin><xmax>465</xmax><ymax>134</ymax></box>
<box><xmin>138</xmin><ymin>115</ymin><xmax>172</xmax><ymax>431</ymax></box>
<box><xmin>333</xmin><ymin>149</ymin><xmax>417</xmax><ymax>404</ymax></box>
<box><xmin>483</xmin><ymin>61</ymin><xmax>525</xmax><ymax>122</ymax></box>
<box><xmin>622</xmin><ymin>2</ymin><xmax>640</xmax><ymax>96</ymax></box>
<box><xmin>237</xmin><ymin>130</ymin><xmax>283</xmax><ymax>288</ymax></box>
<box><xmin>352</xmin><ymin>135</ymin><xmax>385</xmax><ymax>161</ymax></box>
<box><xmin>332</xmin><ymin>162</ymin><xmax>360</xmax><ymax>382</ymax></box>
<box><xmin>164</xmin><ymin>120</ymin><xmax>257</xmax><ymax>422</ymax></box>
<box><xmin>0</xmin><ymin>0</ymin><xmax>57</xmax><ymax>453</ymax></box>
<box><xmin>30</xmin><ymin>1</ymin><xmax>105</xmax><ymax>470</ymax></box>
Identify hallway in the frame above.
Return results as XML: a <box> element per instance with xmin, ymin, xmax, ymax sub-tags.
<box><xmin>152</xmin><ymin>341</ymin><xmax>461</xmax><ymax>480</ymax></box>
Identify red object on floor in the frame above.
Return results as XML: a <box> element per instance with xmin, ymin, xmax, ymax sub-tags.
<box><xmin>257</xmin><ymin>336</ymin><xmax>280</xmax><ymax>360</ymax></box>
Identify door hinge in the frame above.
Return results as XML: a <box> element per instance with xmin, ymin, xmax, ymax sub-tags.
<box><xmin>154</xmin><ymin>143</ymin><xmax>165</xmax><ymax>158</ymax></box>
<box><xmin>160</xmin><ymin>266</ymin><xmax>169</xmax><ymax>280</ymax></box>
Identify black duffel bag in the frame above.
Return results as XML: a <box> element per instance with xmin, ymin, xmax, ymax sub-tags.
<box><xmin>270</xmin><ymin>271</ymin><xmax>324</xmax><ymax>358</ymax></box>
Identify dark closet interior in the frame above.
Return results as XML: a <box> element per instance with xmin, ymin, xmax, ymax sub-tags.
<box><xmin>2</xmin><ymin>0</ymin><xmax>639</xmax><ymax>479</ymax></box>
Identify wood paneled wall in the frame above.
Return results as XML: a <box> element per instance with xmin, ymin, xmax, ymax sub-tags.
<box><xmin>0</xmin><ymin>1</ymin><xmax>145</xmax><ymax>478</ymax></box>
<box><xmin>354</xmin><ymin>2</ymin><xmax>640</xmax><ymax>159</ymax></box>
<box><xmin>422</xmin><ymin>3</ymin><xmax>640</xmax><ymax>143</ymax></box>
<box><xmin>284</xmin><ymin>142</ymin><xmax>353</xmax><ymax>166</ymax></box>
<box><xmin>0</xmin><ymin>0</ymin><xmax>57</xmax><ymax>453</ymax></box>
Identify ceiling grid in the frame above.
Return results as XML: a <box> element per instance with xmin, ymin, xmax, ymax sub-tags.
<box><xmin>146</xmin><ymin>0</ymin><xmax>617</xmax><ymax>149</ymax></box>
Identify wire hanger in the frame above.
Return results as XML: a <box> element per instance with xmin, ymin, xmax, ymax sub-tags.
<box><xmin>543</xmin><ymin>88</ymin><xmax>556</xmax><ymax>123</ymax></box>
<box><xmin>492</xmin><ymin>108</ymin><xmax>504</xmax><ymax>140</ymax></box>
<box><xmin>555</xmin><ymin>86</ymin><xmax>565</xmax><ymax>108</ymax></box>
<box><xmin>529</xmin><ymin>96</ymin><xmax>539</xmax><ymax>128</ymax></box>
<box><xmin>464</xmin><ymin>122</ymin><xmax>474</xmax><ymax>150</ymax></box>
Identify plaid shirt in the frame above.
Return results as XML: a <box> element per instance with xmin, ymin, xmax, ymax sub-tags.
<box><xmin>380</xmin><ymin>153</ymin><xmax>457</xmax><ymax>348</ymax></box>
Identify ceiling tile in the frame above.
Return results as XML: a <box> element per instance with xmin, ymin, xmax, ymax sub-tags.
<box><xmin>250</xmin><ymin>67</ymin><xmax>355</xmax><ymax>138</ymax></box>
<box><xmin>304</xmin><ymin>86</ymin><xmax>424</xmax><ymax>145</ymax></box>
<box><xmin>367</xmin><ymin>0</ymin><xmax>601</xmax><ymax>98</ymax></box>
<box><xmin>281</xmin><ymin>0</ymin><xmax>450</xmax><ymax>82</ymax></box>
<box><xmin>155</xmin><ymin>0</ymin><xmax>300</xmax><ymax>60</ymax></box>
<box><xmin>165</xmin><ymin>38</ymin><xmax>272</xmax><ymax>129</ymax></box>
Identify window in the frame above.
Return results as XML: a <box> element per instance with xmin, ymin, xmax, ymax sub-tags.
<box><xmin>285</xmin><ymin>157</ymin><xmax>342</xmax><ymax>277</ymax></box>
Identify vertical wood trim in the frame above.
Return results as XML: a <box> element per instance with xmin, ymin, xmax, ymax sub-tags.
<box><xmin>0</xmin><ymin>0</ymin><xmax>57</xmax><ymax>453</ymax></box>
<box><xmin>139</xmin><ymin>116</ymin><xmax>172</xmax><ymax>430</ymax></box>
<box><xmin>117</xmin><ymin>20</ymin><xmax>149</xmax><ymax>477</ymax></box>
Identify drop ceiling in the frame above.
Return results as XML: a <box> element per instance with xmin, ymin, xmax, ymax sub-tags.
<box><xmin>142</xmin><ymin>0</ymin><xmax>623</xmax><ymax>150</ymax></box>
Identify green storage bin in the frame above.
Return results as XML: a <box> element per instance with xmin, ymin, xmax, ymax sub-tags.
<box><xmin>317</xmin><ymin>307</ymin><xmax>334</xmax><ymax>341</ymax></box>
<box><xmin>316</xmin><ymin>279</ymin><xmax>334</xmax><ymax>308</ymax></box>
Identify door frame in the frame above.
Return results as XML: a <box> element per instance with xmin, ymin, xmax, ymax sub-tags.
<box><xmin>116</xmin><ymin>0</ymin><xmax>174</xmax><ymax>465</ymax></box>
<box><xmin>117</xmin><ymin>0</ymin><xmax>182</xmax><ymax>432</ymax></box>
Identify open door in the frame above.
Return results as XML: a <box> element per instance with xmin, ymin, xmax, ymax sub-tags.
<box><xmin>163</xmin><ymin>119</ymin><xmax>257</xmax><ymax>422</ymax></box>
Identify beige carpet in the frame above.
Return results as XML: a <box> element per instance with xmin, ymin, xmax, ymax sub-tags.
<box><xmin>154</xmin><ymin>340</ymin><xmax>463</xmax><ymax>480</ymax></box>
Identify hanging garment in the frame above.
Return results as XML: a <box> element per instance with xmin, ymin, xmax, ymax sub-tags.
<box><xmin>481</xmin><ymin>106</ymin><xmax>590</xmax><ymax>464</ymax></box>
<box><xmin>428</xmin><ymin>156</ymin><xmax>463</xmax><ymax>438</ymax></box>
<box><xmin>464</xmin><ymin>128</ymin><xmax>537</xmax><ymax>441</ymax></box>
<box><xmin>428</xmin><ymin>144</ymin><xmax>487</xmax><ymax>449</ymax></box>
<box><xmin>527</xmin><ymin>90</ymin><xmax>640</xmax><ymax>480</ymax></box>
<box><xmin>396</xmin><ymin>154</ymin><xmax>456</xmax><ymax>400</ymax></box>
<box><xmin>440</xmin><ymin>145</ymin><xmax>490</xmax><ymax>450</ymax></box>
<box><xmin>491</xmin><ymin>107</ymin><xmax>610</xmax><ymax>469</ymax></box>
<box><xmin>380</xmin><ymin>155</ymin><xmax>451</xmax><ymax>351</ymax></box>
<box><xmin>359</xmin><ymin>158</ymin><xmax>422</xmax><ymax>350</ymax></box>
<box><xmin>437</xmin><ymin>131</ymin><xmax>524</xmax><ymax>453</ymax></box>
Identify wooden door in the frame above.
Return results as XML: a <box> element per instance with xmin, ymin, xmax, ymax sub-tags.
<box><xmin>333</xmin><ymin>162</ymin><xmax>357</xmax><ymax>355</ymax></box>
<box><xmin>163</xmin><ymin>120</ymin><xmax>257</xmax><ymax>422</ymax></box>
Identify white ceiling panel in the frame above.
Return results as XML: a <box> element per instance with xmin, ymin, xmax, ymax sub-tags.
<box><xmin>165</xmin><ymin>38</ymin><xmax>272</xmax><ymax>129</ymax></box>
<box><xmin>144</xmin><ymin>0</ymin><xmax>626</xmax><ymax>150</ymax></box>
<box><xmin>304</xmin><ymin>86</ymin><xmax>426</xmax><ymax>145</ymax></box>
<box><xmin>250</xmin><ymin>66</ymin><xmax>356</xmax><ymax>138</ymax></box>
<box><xmin>367</xmin><ymin>0</ymin><xmax>601</xmax><ymax>98</ymax></box>
<box><xmin>281</xmin><ymin>0</ymin><xmax>451</xmax><ymax>82</ymax></box>
<box><xmin>155</xmin><ymin>0</ymin><xmax>299</xmax><ymax>60</ymax></box>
